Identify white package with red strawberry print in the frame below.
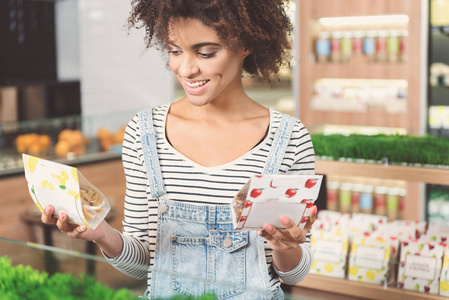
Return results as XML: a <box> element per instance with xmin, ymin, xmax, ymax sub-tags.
<box><xmin>231</xmin><ymin>174</ymin><xmax>323</xmax><ymax>230</ymax></box>
<box><xmin>397</xmin><ymin>240</ymin><xmax>445</xmax><ymax>294</ymax></box>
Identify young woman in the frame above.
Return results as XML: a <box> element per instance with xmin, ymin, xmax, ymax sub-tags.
<box><xmin>41</xmin><ymin>1</ymin><xmax>317</xmax><ymax>299</ymax></box>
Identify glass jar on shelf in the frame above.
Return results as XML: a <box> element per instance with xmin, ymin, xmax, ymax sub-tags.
<box><xmin>331</xmin><ymin>31</ymin><xmax>343</xmax><ymax>63</ymax></box>
<box><xmin>316</xmin><ymin>31</ymin><xmax>331</xmax><ymax>63</ymax></box>
<box><xmin>363</xmin><ymin>30</ymin><xmax>377</xmax><ymax>62</ymax></box>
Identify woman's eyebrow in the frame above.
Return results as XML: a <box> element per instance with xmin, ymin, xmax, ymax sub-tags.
<box><xmin>191</xmin><ymin>42</ymin><xmax>221</xmax><ymax>49</ymax></box>
<box><xmin>167</xmin><ymin>42</ymin><xmax>221</xmax><ymax>49</ymax></box>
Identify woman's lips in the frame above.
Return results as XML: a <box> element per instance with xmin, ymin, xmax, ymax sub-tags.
<box><xmin>184</xmin><ymin>80</ymin><xmax>210</xmax><ymax>95</ymax></box>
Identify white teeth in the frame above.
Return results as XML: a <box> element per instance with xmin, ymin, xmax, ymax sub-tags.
<box><xmin>186</xmin><ymin>80</ymin><xmax>208</xmax><ymax>88</ymax></box>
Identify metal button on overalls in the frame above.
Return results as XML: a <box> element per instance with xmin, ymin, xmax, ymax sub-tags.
<box><xmin>223</xmin><ymin>235</ymin><xmax>232</xmax><ymax>248</ymax></box>
<box><xmin>159</xmin><ymin>203</ymin><xmax>168</xmax><ymax>214</ymax></box>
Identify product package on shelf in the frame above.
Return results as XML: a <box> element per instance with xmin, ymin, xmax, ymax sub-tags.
<box><xmin>231</xmin><ymin>174</ymin><xmax>322</xmax><ymax>230</ymax></box>
<box><xmin>397</xmin><ymin>240</ymin><xmax>445</xmax><ymax>294</ymax></box>
<box><xmin>370</xmin><ymin>230</ymin><xmax>401</xmax><ymax>285</ymax></box>
<box><xmin>23</xmin><ymin>154</ymin><xmax>111</xmax><ymax>229</ymax></box>
<box><xmin>345</xmin><ymin>213</ymin><xmax>387</xmax><ymax>238</ymax></box>
<box><xmin>440</xmin><ymin>248</ymin><xmax>449</xmax><ymax>296</ymax></box>
<box><xmin>377</xmin><ymin>220</ymin><xmax>427</xmax><ymax>242</ymax></box>
<box><xmin>310</xmin><ymin>230</ymin><xmax>349</xmax><ymax>279</ymax></box>
<box><xmin>425</xmin><ymin>224</ymin><xmax>449</xmax><ymax>244</ymax></box>
<box><xmin>348</xmin><ymin>234</ymin><xmax>391</xmax><ymax>285</ymax></box>
<box><xmin>315</xmin><ymin>210</ymin><xmax>351</xmax><ymax>231</ymax></box>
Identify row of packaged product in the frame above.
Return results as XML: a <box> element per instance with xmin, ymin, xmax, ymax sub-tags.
<box><xmin>311</xmin><ymin>211</ymin><xmax>449</xmax><ymax>295</ymax></box>
<box><xmin>311</xmin><ymin>81</ymin><xmax>407</xmax><ymax>113</ymax></box>
<box><xmin>315</xmin><ymin>30</ymin><xmax>408</xmax><ymax>64</ymax></box>
<box><xmin>430</xmin><ymin>63</ymin><xmax>449</xmax><ymax>87</ymax></box>
<box><xmin>431</xmin><ymin>0</ymin><xmax>449</xmax><ymax>26</ymax></box>
<box><xmin>429</xmin><ymin>106</ymin><xmax>449</xmax><ymax>130</ymax></box>
<box><xmin>326</xmin><ymin>181</ymin><xmax>406</xmax><ymax>220</ymax></box>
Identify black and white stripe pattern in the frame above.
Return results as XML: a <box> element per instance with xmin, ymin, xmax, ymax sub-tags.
<box><xmin>105</xmin><ymin>104</ymin><xmax>315</xmax><ymax>293</ymax></box>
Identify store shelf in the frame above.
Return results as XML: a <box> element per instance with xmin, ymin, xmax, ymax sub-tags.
<box><xmin>316</xmin><ymin>160</ymin><xmax>449</xmax><ymax>186</ymax></box>
<box><xmin>431</xmin><ymin>25</ymin><xmax>449</xmax><ymax>36</ymax></box>
<box><xmin>0</xmin><ymin>151</ymin><xmax>121</xmax><ymax>177</ymax></box>
<box><xmin>296</xmin><ymin>274</ymin><xmax>445</xmax><ymax>300</ymax></box>
<box><xmin>299</xmin><ymin>0</ymin><xmax>423</xmax><ymax>135</ymax></box>
<box><xmin>312</xmin><ymin>63</ymin><xmax>409</xmax><ymax>80</ymax></box>
<box><xmin>430</xmin><ymin>86</ymin><xmax>449</xmax><ymax>106</ymax></box>
<box><xmin>306</xmin><ymin>110</ymin><xmax>407</xmax><ymax>129</ymax></box>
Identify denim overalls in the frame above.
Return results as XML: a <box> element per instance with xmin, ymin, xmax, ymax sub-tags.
<box><xmin>138</xmin><ymin>108</ymin><xmax>296</xmax><ymax>300</ymax></box>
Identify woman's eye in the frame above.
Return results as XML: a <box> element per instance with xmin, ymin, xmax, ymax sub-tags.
<box><xmin>169</xmin><ymin>50</ymin><xmax>182</xmax><ymax>56</ymax></box>
<box><xmin>198</xmin><ymin>52</ymin><xmax>216</xmax><ymax>59</ymax></box>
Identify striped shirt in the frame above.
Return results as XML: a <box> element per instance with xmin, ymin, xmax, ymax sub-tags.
<box><xmin>105</xmin><ymin>104</ymin><xmax>316</xmax><ymax>294</ymax></box>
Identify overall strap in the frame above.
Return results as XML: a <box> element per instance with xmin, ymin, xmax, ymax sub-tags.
<box><xmin>139</xmin><ymin>108</ymin><xmax>166</xmax><ymax>198</ymax></box>
<box><xmin>263</xmin><ymin>114</ymin><xmax>296</xmax><ymax>175</ymax></box>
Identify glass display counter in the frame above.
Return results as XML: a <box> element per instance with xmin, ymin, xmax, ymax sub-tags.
<box><xmin>0</xmin><ymin>236</ymin><xmax>339</xmax><ymax>300</ymax></box>
<box><xmin>0</xmin><ymin>111</ymin><xmax>137</xmax><ymax>177</ymax></box>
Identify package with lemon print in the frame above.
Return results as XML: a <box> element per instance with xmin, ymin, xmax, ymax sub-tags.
<box><xmin>310</xmin><ymin>230</ymin><xmax>348</xmax><ymax>278</ymax></box>
<box><xmin>440</xmin><ymin>248</ymin><xmax>449</xmax><ymax>296</ymax></box>
<box><xmin>23</xmin><ymin>154</ymin><xmax>110</xmax><ymax>229</ymax></box>
<box><xmin>348</xmin><ymin>234</ymin><xmax>391</xmax><ymax>285</ymax></box>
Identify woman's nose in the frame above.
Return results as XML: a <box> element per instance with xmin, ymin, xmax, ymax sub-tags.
<box><xmin>178</xmin><ymin>55</ymin><xmax>199</xmax><ymax>78</ymax></box>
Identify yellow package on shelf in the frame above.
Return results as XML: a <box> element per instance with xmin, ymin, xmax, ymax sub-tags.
<box><xmin>310</xmin><ymin>230</ymin><xmax>348</xmax><ymax>278</ymax></box>
<box><xmin>348</xmin><ymin>234</ymin><xmax>391</xmax><ymax>285</ymax></box>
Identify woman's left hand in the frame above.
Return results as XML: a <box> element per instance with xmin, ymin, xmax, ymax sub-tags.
<box><xmin>258</xmin><ymin>205</ymin><xmax>317</xmax><ymax>252</ymax></box>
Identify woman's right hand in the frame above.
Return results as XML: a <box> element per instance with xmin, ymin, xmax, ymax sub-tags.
<box><xmin>41</xmin><ymin>205</ymin><xmax>106</xmax><ymax>242</ymax></box>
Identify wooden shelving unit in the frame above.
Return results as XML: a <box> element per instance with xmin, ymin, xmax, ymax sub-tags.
<box><xmin>315</xmin><ymin>159</ymin><xmax>449</xmax><ymax>221</ymax></box>
<box><xmin>299</xmin><ymin>0</ymin><xmax>423</xmax><ymax>135</ymax></box>
<box><xmin>296</xmin><ymin>2</ymin><xmax>437</xmax><ymax>297</ymax></box>
<box><xmin>295</xmin><ymin>274</ymin><xmax>446</xmax><ymax>300</ymax></box>
<box><xmin>316</xmin><ymin>160</ymin><xmax>449</xmax><ymax>186</ymax></box>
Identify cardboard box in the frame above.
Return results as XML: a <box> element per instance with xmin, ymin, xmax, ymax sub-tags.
<box><xmin>348</xmin><ymin>234</ymin><xmax>391</xmax><ymax>285</ymax></box>
<box><xmin>231</xmin><ymin>174</ymin><xmax>322</xmax><ymax>230</ymax></box>
<box><xmin>397</xmin><ymin>240</ymin><xmax>444</xmax><ymax>294</ymax></box>
<box><xmin>23</xmin><ymin>154</ymin><xmax>110</xmax><ymax>229</ymax></box>
<box><xmin>310</xmin><ymin>230</ymin><xmax>348</xmax><ymax>278</ymax></box>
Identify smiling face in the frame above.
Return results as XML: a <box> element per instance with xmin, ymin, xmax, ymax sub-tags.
<box><xmin>167</xmin><ymin>18</ymin><xmax>248</xmax><ymax>107</ymax></box>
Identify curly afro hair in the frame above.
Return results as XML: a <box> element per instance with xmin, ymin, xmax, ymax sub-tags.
<box><xmin>128</xmin><ymin>0</ymin><xmax>293</xmax><ymax>83</ymax></box>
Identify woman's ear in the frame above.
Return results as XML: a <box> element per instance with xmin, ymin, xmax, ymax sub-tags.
<box><xmin>242</xmin><ymin>47</ymin><xmax>252</xmax><ymax>59</ymax></box>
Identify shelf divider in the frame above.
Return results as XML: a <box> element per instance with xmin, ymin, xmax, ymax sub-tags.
<box><xmin>316</xmin><ymin>160</ymin><xmax>449</xmax><ymax>186</ymax></box>
<box><xmin>295</xmin><ymin>274</ymin><xmax>446</xmax><ymax>300</ymax></box>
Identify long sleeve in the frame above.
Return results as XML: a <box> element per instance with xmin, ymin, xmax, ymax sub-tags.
<box><xmin>102</xmin><ymin>115</ymin><xmax>152</xmax><ymax>279</ymax></box>
<box><xmin>273</xmin><ymin>119</ymin><xmax>315</xmax><ymax>284</ymax></box>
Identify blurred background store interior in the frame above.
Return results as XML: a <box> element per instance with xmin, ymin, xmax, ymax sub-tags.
<box><xmin>1</xmin><ymin>0</ymin><xmax>449</xmax><ymax>299</ymax></box>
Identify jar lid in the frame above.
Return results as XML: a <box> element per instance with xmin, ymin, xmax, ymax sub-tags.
<box><xmin>318</xmin><ymin>31</ymin><xmax>331</xmax><ymax>39</ymax></box>
<box><xmin>331</xmin><ymin>31</ymin><xmax>343</xmax><ymax>38</ymax></box>
<box><xmin>327</xmin><ymin>181</ymin><xmax>340</xmax><ymax>189</ymax></box>
<box><xmin>352</xmin><ymin>184</ymin><xmax>364</xmax><ymax>192</ymax></box>
<box><xmin>340</xmin><ymin>182</ymin><xmax>352</xmax><ymax>190</ymax></box>
<box><xmin>374</xmin><ymin>186</ymin><xmax>388</xmax><ymax>194</ymax></box>
<box><xmin>388</xmin><ymin>188</ymin><xmax>400</xmax><ymax>195</ymax></box>
<box><xmin>362</xmin><ymin>185</ymin><xmax>374</xmax><ymax>193</ymax></box>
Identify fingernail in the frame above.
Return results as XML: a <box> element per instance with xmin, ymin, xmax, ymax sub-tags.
<box><xmin>280</xmin><ymin>216</ymin><xmax>289</xmax><ymax>225</ymax></box>
<box><xmin>311</xmin><ymin>205</ymin><xmax>318</xmax><ymax>214</ymax></box>
<box><xmin>60</xmin><ymin>212</ymin><xmax>66</xmax><ymax>220</ymax></box>
<box><xmin>45</xmin><ymin>206</ymin><xmax>52</xmax><ymax>213</ymax></box>
<box><xmin>79</xmin><ymin>226</ymin><xmax>86</xmax><ymax>232</ymax></box>
<box><xmin>263</xmin><ymin>224</ymin><xmax>272</xmax><ymax>232</ymax></box>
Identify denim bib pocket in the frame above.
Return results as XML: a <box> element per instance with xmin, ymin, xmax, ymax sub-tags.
<box><xmin>171</xmin><ymin>231</ymin><xmax>248</xmax><ymax>299</ymax></box>
<box><xmin>209</xmin><ymin>230</ymin><xmax>248</xmax><ymax>253</ymax></box>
